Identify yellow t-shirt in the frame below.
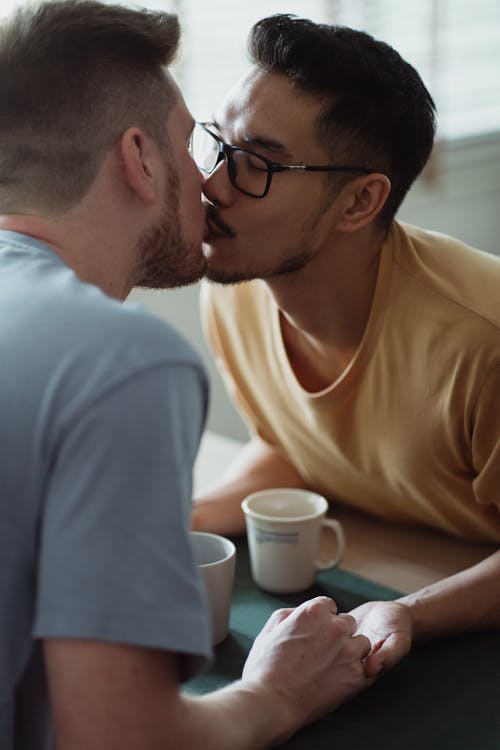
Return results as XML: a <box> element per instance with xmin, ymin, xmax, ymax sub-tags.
<box><xmin>201</xmin><ymin>221</ymin><xmax>500</xmax><ymax>542</ymax></box>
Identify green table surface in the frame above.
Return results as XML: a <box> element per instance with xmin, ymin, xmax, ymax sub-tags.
<box><xmin>186</xmin><ymin>537</ymin><xmax>500</xmax><ymax>749</ymax></box>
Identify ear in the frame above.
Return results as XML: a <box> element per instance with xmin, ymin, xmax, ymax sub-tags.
<box><xmin>119</xmin><ymin>127</ymin><xmax>160</xmax><ymax>206</ymax></box>
<box><xmin>335</xmin><ymin>173</ymin><xmax>392</xmax><ymax>233</ymax></box>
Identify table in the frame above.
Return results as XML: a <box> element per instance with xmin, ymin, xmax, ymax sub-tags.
<box><xmin>194</xmin><ymin>431</ymin><xmax>497</xmax><ymax>593</ymax></box>
<box><xmin>192</xmin><ymin>432</ymin><xmax>500</xmax><ymax>747</ymax></box>
<box><xmin>186</xmin><ymin>536</ymin><xmax>500</xmax><ymax>750</ymax></box>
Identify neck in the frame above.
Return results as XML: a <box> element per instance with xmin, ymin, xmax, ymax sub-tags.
<box><xmin>269</xmin><ymin>228</ymin><xmax>384</xmax><ymax>347</ymax></box>
<box><xmin>266</xmin><ymin>227</ymin><xmax>386</xmax><ymax>389</ymax></box>
<box><xmin>0</xmin><ymin>147</ymin><xmax>148</xmax><ymax>301</ymax></box>
<box><xmin>0</xmin><ymin>209</ymin><xmax>135</xmax><ymax>302</ymax></box>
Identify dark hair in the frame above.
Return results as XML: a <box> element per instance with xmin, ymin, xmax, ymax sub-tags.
<box><xmin>248</xmin><ymin>14</ymin><xmax>436</xmax><ymax>227</ymax></box>
<box><xmin>0</xmin><ymin>0</ymin><xmax>180</xmax><ymax>214</ymax></box>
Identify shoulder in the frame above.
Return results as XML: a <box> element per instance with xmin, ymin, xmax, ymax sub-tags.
<box><xmin>2</xmin><ymin>230</ymin><xmax>204</xmax><ymax>372</ymax></box>
<box><xmin>389</xmin><ymin>221</ymin><xmax>500</xmax><ymax>331</ymax></box>
<box><xmin>59</xmin><ymin>271</ymin><xmax>205</xmax><ymax>375</ymax></box>
<box><xmin>62</xmin><ymin>290</ymin><xmax>208</xmax><ymax>416</ymax></box>
<box><xmin>0</xmin><ymin>236</ymin><xmax>208</xmax><ymax>410</ymax></box>
<box><xmin>107</xmin><ymin>298</ymin><xmax>203</xmax><ymax>371</ymax></box>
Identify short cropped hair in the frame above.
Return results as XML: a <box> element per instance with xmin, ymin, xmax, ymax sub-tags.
<box><xmin>248</xmin><ymin>14</ymin><xmax>436</xmax><ymax>227</ymax></box>
<box><xmin>0</xmin><ymin>0</ymin><xmax>180</xmax><ymax>214</ymax></box>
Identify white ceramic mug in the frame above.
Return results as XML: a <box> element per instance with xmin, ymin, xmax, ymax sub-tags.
<box><xmin>189</xmin><ymin>531</ymin><xmax>236</xmax><ymax>645</ymax></box>
<box><xmin>242</xmin><ymin>488</ymin><xmax>345</xmax><ymax>594</ymax></box>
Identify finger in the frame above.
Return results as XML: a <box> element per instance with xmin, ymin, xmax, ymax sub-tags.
<box><xmin>363</xmin><ymin>651</ymin><xmax>384</xmax><ymax>678</ymax></box>
<box><xmin>260</xmin><ymin>607</ymin><xmax>295</xmax><ymax>634</ymax></box>
<box><xmin>351</xmin><ymin>633</ymin><xmax>372</xmax><ymax>661</ymax></box>
<box><xmin>364</xmin><ymin>633</ymin><xmax>410</xmax><ymax>674</ymax></box>
<box><xmin>282</xmin><ymin>597</ymin><xmax>337</xmax><ymax>629</ymax></box>
<box><xmin>336</xmin><ymin>613</ymin><xmax>357</xmax><ymax>635</ymax></box>
<box><xmin>300</xmin><ymin>596</ymin><xmax>338</xmax><ymax>616</ymax></box>
<box><xmin>273</xmin><ymin>597</ymin><xmax>336</xmax><ymax>636</ymax></box>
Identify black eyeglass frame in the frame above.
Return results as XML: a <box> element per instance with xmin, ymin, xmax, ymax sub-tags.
<box><xmin>192</xmin><ymin>121</ymin><xmax>376</xmax><ymax>198</ymax></box>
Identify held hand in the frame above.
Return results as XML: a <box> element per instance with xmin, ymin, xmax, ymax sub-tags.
<box><xmin>348</xmin><ymin>600</ymin><xmax>413</xmax><ymax>677</ymax></box>
<box><xmin>241</xmin><ymin>596</ymin><xmax>373</xmax><ymax>740</ymax></box>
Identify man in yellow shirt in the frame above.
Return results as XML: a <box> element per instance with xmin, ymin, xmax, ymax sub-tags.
<box><xmin>192</xmin><ymin>14</ymin><xmax>500</xmax><ymax>676</ymax></box>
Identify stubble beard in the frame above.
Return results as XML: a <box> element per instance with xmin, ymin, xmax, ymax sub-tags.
<box><xmin>204</xmin><ymin>242</ymin><xmax>313</xmax><ymax>285</ymax></box>
<box><xmin>133</xmin><ymin>168</ymin><xmax>207</xmax><ymax>291</ymax></box>
<box><xmin>203</xmin><ymin>199</ymin><xmax>334</xmax><ymax>286</ymax></box>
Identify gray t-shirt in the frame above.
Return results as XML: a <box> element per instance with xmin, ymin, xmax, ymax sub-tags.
<box><xmin>0</xmin><ymin>230</ymin><xmax>211</xmax><ymax>749</ymax></box>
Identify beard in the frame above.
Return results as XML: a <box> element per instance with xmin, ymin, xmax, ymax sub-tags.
<box><xmin>204</xmin><ymin>242</ymin><xmax>313</xmax><ymax>285</ymax></box>
<box><xmin>203</xmin><ymin>191</ymin><xmax>334</xmax><ymax>286</ymax></box>
<box><xmin>133</xmin><ymin>167</ymin><xmax>206</xmax><ymax>290</ymax></box>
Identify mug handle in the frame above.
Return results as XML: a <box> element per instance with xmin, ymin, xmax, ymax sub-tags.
<box><xmin>315</xmin><ymin>518</ymin><xmax>345</xmax><ymax>570</ymax></box>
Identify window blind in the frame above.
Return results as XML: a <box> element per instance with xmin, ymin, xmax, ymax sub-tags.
<box><xmin>177</xmin><ymin>0</ymin><xmax>500</xmax><ymax>142</ymax></box>
<box><xmin>2</xmin><ymin>0</ymin><xmax>499</xmax><ymax>141</ymax></box>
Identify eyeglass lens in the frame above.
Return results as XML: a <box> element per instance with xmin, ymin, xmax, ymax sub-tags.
<box><xmin>190</xmin><ymin>125</ymin><xmax>270</xmax><ymax>197</ymax></box>
<box><xmin>190</xmin><ymin>126</ymin><xmax>219</xmax><ymax>173</ymax></box>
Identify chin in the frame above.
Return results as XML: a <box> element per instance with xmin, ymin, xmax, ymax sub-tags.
<box><xmin>204</xmin><ymin>262</ymin><xmax>259</xmax><ymax>286</ymax></box>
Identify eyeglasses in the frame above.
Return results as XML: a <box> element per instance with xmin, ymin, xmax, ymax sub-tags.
<box><xmin>189</xmin><ymin>121</ymin><xmax>373</xmax><ymax>198</ymax></box>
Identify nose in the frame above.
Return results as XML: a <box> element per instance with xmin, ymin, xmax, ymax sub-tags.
<box><xmin>201</xmin><ymin>159</ymin><xmax>234</xmax><ymax>206</ymax></box>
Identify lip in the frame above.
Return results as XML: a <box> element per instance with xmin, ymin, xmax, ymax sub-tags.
<box><xmin>203</xmin><ymin>202</ymin><xmax>236</xmax><ymax>239</ymax></box>
<box><xmin>204</xmin><ymin>217</ymin><xmax>231</xmax><ymax>239</ymax></box>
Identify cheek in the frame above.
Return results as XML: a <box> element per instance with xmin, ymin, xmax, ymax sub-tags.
<box><xmin>179</xmin><ymin>164</ymin><xmax>203</xmax><ymax>216</ymax></box>
<box><xmin>243</xmin><ymin>206</ymin><xmax>301</xmax><ymax>241</ymax></box>
<box><xmin>262</xmin><ymin>192</ymin><xmax>326</xmax><ymax>233</ymax></box>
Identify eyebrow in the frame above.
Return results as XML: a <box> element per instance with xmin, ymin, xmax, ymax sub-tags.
<box><xmin>212</xmin><ymin>117</ymin><xmax>294</xmax><ymax>160</ymax></box>
<box><xmin>242</xmin><ymin>134</ymin><xmax>294</xmax><ymax>160</ymax></box>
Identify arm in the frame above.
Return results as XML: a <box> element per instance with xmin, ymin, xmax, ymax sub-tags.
<box><xmin>400</xmin><ymin>548</ymin><xmax>500</xmax><ymax>639</ymax></box>
<box><xmin>192</xmin><ymin>436</ymin><xmax>306</xmax><ymax>535</ymax></box>
<box><xmin>44</xmin><ymin>597</ymin><xmax>372</xmax><ymax>750</ymax></box>
<box><xmin>350</xmin><ymin>549</ymin><xmax>500</xmax><ymax>676</ymax></box>
<box><xmin>354</xmin><ymin>365</ymin><xmax>500</xmax><ymax>674</ymax></box>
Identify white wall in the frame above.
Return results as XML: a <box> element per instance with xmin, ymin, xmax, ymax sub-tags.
<box><xmin>129</xmin><ymin>133</ymin><xmax>500</xmax><ymax>442</ymax></box>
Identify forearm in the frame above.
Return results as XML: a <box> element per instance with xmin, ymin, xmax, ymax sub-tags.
<box><xmin>398</xmin><ymin>549</ymin><xmax>500</xmax><ymax>643</ymax></box>
<box><xmin>179</xmin><ymin>681</ymin><xmax>289</xmax><ymax>750</ymax></box>
<box><xmin>192</xmin><ymin>479</ymin><xmax>252</xmax><ymax>535</ymax></box>
<box><xmin>47</xmin><ymin>601</ymin><xmax>372</xmax><ymax>749</ymax></box>
<box><xmin>192</xmin><ymin>437</ymin><xmax>306</xmax><ymax>535</ymax></box>
<box><xmin>47</xmin><ymin>641</ymin><xmax>289</xmax><ymax>750</ymax></box>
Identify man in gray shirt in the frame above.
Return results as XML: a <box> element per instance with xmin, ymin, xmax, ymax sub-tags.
<box><xmin>0</xmin><ymin>2</ymin><xmax>374</xmax><ymax>748</ymax></box>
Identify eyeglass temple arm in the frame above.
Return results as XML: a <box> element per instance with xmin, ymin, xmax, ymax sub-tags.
<box><xmin>272</xmin><ymin>164</ymin><xmax>371</xmax><ymax>174</ymax></box>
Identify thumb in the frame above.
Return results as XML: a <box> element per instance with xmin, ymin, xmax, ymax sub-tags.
<box><xmin>363</xmin><ymin>633</ymin><xmax>410</xmax><ymax>677</ymax></box>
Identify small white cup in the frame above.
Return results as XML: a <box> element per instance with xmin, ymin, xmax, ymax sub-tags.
<box><xmin>242</xmin><ymin>488</ymin><xmax>345</xmax><ymax>594</ymax></box>
<box><xmin>190</xmin><ymin>531</ymin><xmax>236</xmax><ymax>645</ymax></box>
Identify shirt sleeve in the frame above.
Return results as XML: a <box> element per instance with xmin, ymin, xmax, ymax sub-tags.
<box><xmin>34</xmin><ymin>362</ymin><xmax>211</xmax><ymax>681</ymax></box>
<box><xmin>472</xmin><ymin>361</ymin><xmax>500</xmax><ymax>508</ymax></box>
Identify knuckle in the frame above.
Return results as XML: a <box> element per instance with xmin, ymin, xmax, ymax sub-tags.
<box><xmin>351</xmin><ymin>634</ymin><xmax>371</xmax><ymax>654</ymax></box>
<box><xmin>296</xmin><ymin>598</ymin><xmax>328</xmax><ymax>621</ymax></box>
<box><xmin>330</xmin><ymin>616</ymin><xmax>351</xmax><ymax>637</ymax></box>
<box><xmin>269</xmin><ymin>608</ymin><xmax>293</xmax><ymax>628</ymax></box>
<box><xmin>336</xmin><ymin>613</ymin><xmax>356</xmax><ymax>635</ymax></box>
<box><xmin>273</xmin><ymin>607</ymin><xmax>291</xmax><ymax>618</ymax></box>
<box><xmin>304</xmin><ymin>599</ymin><xmax>325</xmax><ymax>617</ymax></box>
<box><xmin>307</xmin><ymin>596</ymin><xmax>331</xmax><ymax>611</ymax></box>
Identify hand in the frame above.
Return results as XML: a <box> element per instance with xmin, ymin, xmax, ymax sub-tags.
<box><xmin>241</xmin><ymin>596</ymin><xmax>373</xmax><ymax>741</ymax></box>
<box><xmin>348</xmin><ymin>600</ymin><xmax>413</xmax><ymax>677</ymax></box>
